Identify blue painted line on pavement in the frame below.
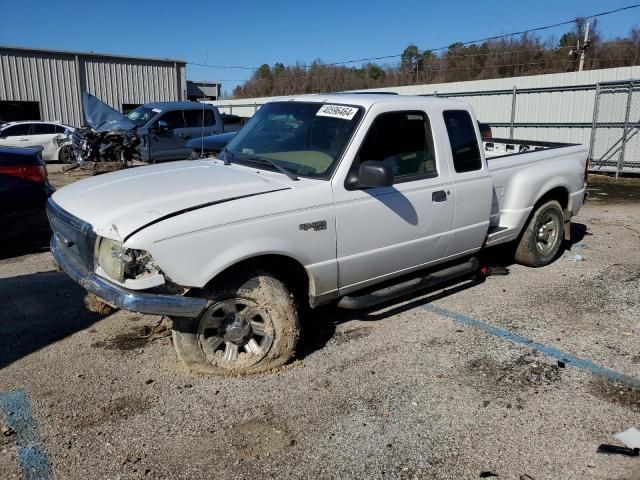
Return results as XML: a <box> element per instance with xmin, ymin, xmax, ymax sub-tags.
<box><xmin>423</xmin><ymin>303</ymin><xmax>640</xmax><ymax>389</ymax></box>
<box><xmin>0</xmin><ymin>390</ymin><xmax>53</xmax><ymax>480</ymax></box>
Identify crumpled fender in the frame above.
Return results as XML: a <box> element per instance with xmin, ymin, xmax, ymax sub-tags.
<box><xmin>137</xmin><ymin>127</ymin><xmax>151</xmax><ymax>161</ymax></box>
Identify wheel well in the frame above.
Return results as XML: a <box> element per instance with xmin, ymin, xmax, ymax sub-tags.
<box><xmin>211</xmin><ymin>255</ymin><xmax>310</xmax><ymax>302</ymax></box>
<box><xmin>536</xmin><ymin>186</ymin><xmax>569</xmax><ymax>211</ymax></box>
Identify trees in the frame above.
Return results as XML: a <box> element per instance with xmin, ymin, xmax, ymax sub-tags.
<box><xmin>231</xmin><ymin>25</ymin><xmax>639</xmax><ymax>98</ymax></box>
<box><xmin>366</xmin><ymin>63</ymin><xmax>385</xmax><ymax>81</ymax></box>
<box><xmin>257</xmin><ymin>64</ymin><xmax>271</xmax><ymax>79</ymax></box>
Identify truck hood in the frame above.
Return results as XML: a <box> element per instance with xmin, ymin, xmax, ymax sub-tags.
<box><xmin>51</xmin><ymin>160</ymin><xmax>289</xmax><ymax>240</ymax></box>
<box><xmin>83</xmin><ymin>92</ymin><xmax>136</xmax><ymax>132</ymax></box>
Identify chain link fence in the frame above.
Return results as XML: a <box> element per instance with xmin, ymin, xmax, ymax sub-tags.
<box><xmin>589</xmin><ymin>80</ymin><xmax>640</xmax><ymax>175</ymax></box>
<box><xmin>214</xmin><ymin>79</ymin><xmax>640</xmax><ymax>175</ymax></box>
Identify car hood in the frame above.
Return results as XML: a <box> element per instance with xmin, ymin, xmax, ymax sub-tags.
<box><xmin>51</xmin><ymin>160</ymin><xmax>289</xmax><ymax>240</ymax></box>
<box><xmin>83</xmin><ymin>92</ymin><xmax>136</xmax><ymax>132</ymax></box>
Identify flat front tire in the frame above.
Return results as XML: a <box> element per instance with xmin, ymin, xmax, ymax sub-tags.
<box><xmin>514</xmin><ymin>199</ymin><xmax>565</xmax><ymax>267</ymax></box>
<box><xmin>172</xmin><ymin>270</ymin><xmax>300</xmax><ymax>375</ymax></box>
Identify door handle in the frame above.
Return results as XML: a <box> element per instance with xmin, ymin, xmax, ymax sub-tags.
<box><xmin>432</xmin><ymin>190</ymin><xmax>448</xmax><ymax>202</ymax></box>
<box><xmin>178</xmin><ymin>134</ymin><xmax>190</xmax><ymax>139</ymax></box>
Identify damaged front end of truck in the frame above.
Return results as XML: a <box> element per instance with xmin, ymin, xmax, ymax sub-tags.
<box><xmin>72</xmin><ymin>92</ymin><xmax>146</xmax><ymax>164</ymax></box>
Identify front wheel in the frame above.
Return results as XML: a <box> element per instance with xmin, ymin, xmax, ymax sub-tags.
<box><xmin>172</xmin><ymin>270</ymin><xmax>300</xmax><ymax>375</ymax></box>
<box><xmin>514</xmin><ymin>199</ymin><xmax>565</xmax><ymax>267</ymax></box>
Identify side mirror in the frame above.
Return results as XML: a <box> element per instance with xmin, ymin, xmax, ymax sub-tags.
<box><xmin>156</xmin><ymin>120</ymin><xmax>170</xmax><ymax>133</ymax></box>
<box><xmin>357</xmin><ymin>160</ymin><xmax>394</xmax><ymax>188</ymax></box>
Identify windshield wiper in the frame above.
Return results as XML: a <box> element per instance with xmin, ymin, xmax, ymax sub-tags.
<box><xmin>236</xmin><ymin>152</ymin><xmax>299</xmax><ymax>181</ymax></box>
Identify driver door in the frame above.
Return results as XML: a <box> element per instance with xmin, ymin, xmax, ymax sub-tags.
<box><xmin>333</xmin><ymin>110</ymin><xmax>454</xmax><ymax>294</ymax></box>
<box><xmin>149</xmin><ymin>110</ymin><xmax>188</xmax><ymax>161</ymax></box>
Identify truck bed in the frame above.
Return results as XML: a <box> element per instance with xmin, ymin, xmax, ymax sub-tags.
<box><xmin>483</xmin><ymin>138</ymin><xmax>578</xmax><ymax>159</ymax></box>
<box><xmin>482</xmin><ymin>138</ymin><xmax>588</xmax><ymax>247</ymax></box>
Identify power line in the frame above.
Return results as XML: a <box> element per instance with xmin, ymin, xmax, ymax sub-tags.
<box><xmin>208</xmin><ymin>44</ymin><xmax>638</xmax><ymax>83</ymax></box>
<box><xmin>187</xmin><ymin>62</ymin><xmax>256</xmax><ymax>70</ymax></box>
<box><xmin>230</xmin><ymin>59</ymin><xmax>581</xmax><ymax>84</ymax></box>
<box><xmin>426</xmin><ymin>43</ymin><xmax>634</xmax><ymax>60</ymax></box>
<box><xmin>187</xmin><ymin>3</ymin><xmax>640</xmax><ymax>71</ymax></box>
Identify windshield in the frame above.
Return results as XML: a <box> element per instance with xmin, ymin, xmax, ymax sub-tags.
<box><xmin>126</xmin><ymin>106</ymin><xmax>159</xmax><ymax>127</ymax></box>
<box><xmin>225</xmin><ymin>102</ymin><xmax>363</xmax><ymax>179</ymax></box>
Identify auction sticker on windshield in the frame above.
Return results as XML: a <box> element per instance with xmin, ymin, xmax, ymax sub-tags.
<box><xmin>316</xmin><ymin>105</ymin><xmax>358</xmax><ymax>120</ymax></box>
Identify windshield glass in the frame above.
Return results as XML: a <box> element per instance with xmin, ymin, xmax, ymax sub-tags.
<box><xmin>126</xmin><ymin>106</ymin><xmax>159</xmax><ymax>127</ymax></box>
<box><xmin>225</xmin><ymin>102</ymin><xmax>363</xmax><ymax>179</ymax></box>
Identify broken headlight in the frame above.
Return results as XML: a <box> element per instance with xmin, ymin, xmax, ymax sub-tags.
<box><xmin>94</xmin><ymin>237</ymin><xmax>157</xmax><ymax>283</ymax></box>
<box><xmin>95</xmin><ymin>237</ymin><xmax>126</xmax><ymax>282</ymax></box>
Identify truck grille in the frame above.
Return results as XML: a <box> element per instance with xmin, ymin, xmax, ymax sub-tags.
<box><xmin>47</xmin><ymin>199</ymin><xmax>96</xmax><ymax>272</ymax></box>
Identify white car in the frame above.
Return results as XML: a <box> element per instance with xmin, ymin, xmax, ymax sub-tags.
<box><xmin>0</xmin><ymin>121</ymin><xmax>75</xmax><ymax>162</ymax></box>
<box><xmin>49</xmin><ymin>94</ymin><xmax>588</xmax><ymax>375</ymax></box>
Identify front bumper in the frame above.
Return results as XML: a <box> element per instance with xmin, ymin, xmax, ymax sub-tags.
<box><xmin>51</xmin><ymin>234</ymin><xmax>207</xmax><ymax>317</ymax></box>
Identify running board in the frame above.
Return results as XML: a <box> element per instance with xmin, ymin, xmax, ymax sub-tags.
<box><xmin>337</xmin><ymin>257</ymin><xmax>480</xmax><ymax>310</ymax></box>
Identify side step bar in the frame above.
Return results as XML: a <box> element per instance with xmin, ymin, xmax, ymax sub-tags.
<box><xmin>337</xmin><ymin>257</ymin><xmax>480</xmax><ymax>310</ymax></box>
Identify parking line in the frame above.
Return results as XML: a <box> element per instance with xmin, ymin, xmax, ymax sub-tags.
<box><xmin>423</xmin><ymin>303</ymin><xmax>640</xmax><ymax>389</ymax></box>
<box><xmin>0</xmin><ymin>389</ymin><xmax>53</xmax><ymax>480</ymax></box>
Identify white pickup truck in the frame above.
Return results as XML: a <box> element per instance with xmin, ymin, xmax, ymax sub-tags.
<box><xmin>48</xmin><ymin>94</ymin><xmax>588</xmax><ymax>374</ymax></box>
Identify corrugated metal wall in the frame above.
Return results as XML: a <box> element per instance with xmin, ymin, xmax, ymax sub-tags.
<box><xmin>82</xmin><ymin>57</ymin><xmax>182</xmax><ymax>110</ymax></box>
<box><xmin>383</xmin><ymin>66</ymin><xmax>640</xmax><ymax>145</ymax></box>
<box><xmin>0</xmin><ymin>47</ymin><xmax>186</xmax><ymax>127</ymax></box>
<box><xmin>211</xmin><ymin>66</ymin><xmax>640</xmax><ymax>146</ymax></box>
<box><xmin>0</xmin><ymin>50</ymin><xmax>82</xmax><ymax>125</ymax></box>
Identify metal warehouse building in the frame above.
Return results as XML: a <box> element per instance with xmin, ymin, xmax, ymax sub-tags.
<box><xmin>0</xmin><ymin>46</ymin><xmax>188</xmax><ymax>127</ymax></box>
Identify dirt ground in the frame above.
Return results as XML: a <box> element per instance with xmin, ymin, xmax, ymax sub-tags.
<box><xmin>0</xmin><ymin>172</ymin><xmax>639</xmax><ymax>479</ymax></box>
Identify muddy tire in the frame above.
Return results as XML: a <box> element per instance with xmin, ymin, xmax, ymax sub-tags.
<box><xmin>172</xmin><ymin>270</ymin><xmax>300</xmax><ymax>375</ymax></box>
<box><xmin>514</xmin><ymin>200</ymin><xmax>564</xmax><ymax>267</ymax></box>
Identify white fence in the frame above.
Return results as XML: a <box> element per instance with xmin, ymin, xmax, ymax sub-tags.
<box><xmin>209</xmin><ymin>66</ymin><xmax>640</xmax><ymax>173</ymax></box>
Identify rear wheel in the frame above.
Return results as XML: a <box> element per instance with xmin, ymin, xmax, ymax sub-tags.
<box><xmin>172</xmin><ymin>270</ymin><xmax>300</xmax><ymax>375</ymax></box>
<box><xmin>514</xmin><ymin>199</ymin><xmax>564</xmax><ymax>267</ymax></box>
<box><xmin>58</xmin><ymin>145</ymin><xmax>74</xmax><ymax>163</ymax></box>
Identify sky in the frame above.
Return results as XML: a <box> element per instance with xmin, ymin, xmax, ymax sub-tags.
<box><xmin>1</xmin><ymin>0</ymin><xmax>638</xmax><ymax>95</ymax></box>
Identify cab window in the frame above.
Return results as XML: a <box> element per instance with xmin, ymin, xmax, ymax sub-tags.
<box><xmin>356</xmin><ymin>111</ymin><xmax>437</xmax><ymax>182</ymax></box>
<box><xmin>157</xmin><ymin>111</ymin><xmax>185</xmax><ymax>130</ymax></box>
<box><xmin>443</xmin><ymin>110</ymin><xmax>482</xmax><ymax>173</ymax></box>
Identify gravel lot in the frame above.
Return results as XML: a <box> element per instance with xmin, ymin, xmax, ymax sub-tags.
<box><xmin>0</xmin><ymin>171</ymin><xmax>639</xmax><ymax>479</ymax></box>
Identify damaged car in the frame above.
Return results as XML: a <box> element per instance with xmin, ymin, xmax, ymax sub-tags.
<box><xmin>72</xmin><ymin>92</ymin><xmax>225</xmax><ymax>164</ymax></box>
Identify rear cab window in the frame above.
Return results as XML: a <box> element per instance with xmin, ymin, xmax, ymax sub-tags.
<box><xmin>184</xmin><ymin>109</ymin><xmax>216</xmax><ymax>127</ymax></box>
<box><xmin>355</xmin><ymin>111</ymin><xmax>437</xmax><ymax>183</ymax></box>
<box><xmin>443</xmin><ymin>110</ymin><xmax>482</xmax><ymax>173</ymax></box>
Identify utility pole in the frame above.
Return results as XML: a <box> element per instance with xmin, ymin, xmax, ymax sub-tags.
<box><xmin>579</xmin><ymin>20</ymin><xmax>590</xmax><ymax>71</ymax></box>
<box><xmin>570</xmin><ymin>19</ymin><xmax>591</xmax><ymax>71</ymax></box>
